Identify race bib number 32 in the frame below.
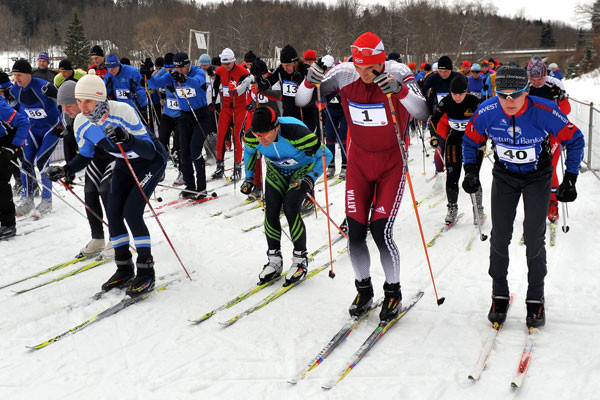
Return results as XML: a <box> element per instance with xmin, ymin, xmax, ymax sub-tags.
<box><xmin>496</xmin><ymin>143</ymin><xmax>536</xmax><ymax>164</ymax></box>
<box><xmin>348</xmin><ymin>101</ymin><xmax>388</xmax><ymax>127</ymax></box>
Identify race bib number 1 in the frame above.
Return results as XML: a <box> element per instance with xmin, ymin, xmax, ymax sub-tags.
<box><xmin>348</xmin><ymin>101</ymin><xmax>388</xmax><ymax>126</ymax></box>
<box><xmin>24</xmin><ymin>108</ymin><xmax>48</xmax><ymax>119</ymax></box>
<box><xmin>222</xmin><ymin>86</ymin><xmax>230</xmax><ymax>97</ymax></box>
<box><xmin>495</xmin><ymin>143</ymin><xmax>536</xmax><ymax>164</ymax></box>
<box><xmin>282</xmin><ymin>80</ymin><xmax>298</xmax><ymax>97</ymax></box>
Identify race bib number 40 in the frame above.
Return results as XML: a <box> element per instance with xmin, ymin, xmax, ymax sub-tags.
<box><xmin>282</xmin><ymin>80</ymin><xmax>298</xmax><ymax>97</ymax></box>
<box><xmin>24</xmin><ymin>108</ymin><xmax>48</xmax><ymax>119</ymax></box>
<box><xmin>115</xmin><ymin>89</ymin><xmax>130</xmax><ymax>100</ymax></box>
<box><xmin>496</xmin><ymin>143</ymin><xmax>536</xmax><ymax>164</ymax></box>
<box><xmin>348</xmin><ymin>101</ymin><xmax>388</xmax><ymax>127</ymax></box>
<box><xmin>176</xmin><ymin>87</ymin><xmax>197</xmax><ymax>98</ymax></box>
<box><xmin>166</xmin><ymin>99</ymin><xmax>179</xmax><ymax>110</ymax></box>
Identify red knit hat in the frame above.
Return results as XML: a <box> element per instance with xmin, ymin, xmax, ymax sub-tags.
<box><xmin>303</xmin><ymin>49</ymin><xmax>317</xmax><ymax>61</ymax></box>
<box><xmin>461</xmin><ymin>60</ymin><xmax>471</xmax><ymax>68</ymax></box>
<box><xmin>351</xmin><ymin>32</ymin><xmax>386</xmax><ymax>65</ymax></box>
<box><xmin>407</xmin><ymin>62</ymin><xmax>417</xmax><ymax>71</ymax></box>
<box><xmin>420</xmin><ymin>62</ymin><xmax>428</xmax><ymax>70</ymax></box>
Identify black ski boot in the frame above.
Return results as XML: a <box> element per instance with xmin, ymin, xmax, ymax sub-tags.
<box><xmin>0</xmin><ymin>225</ymin><xmax>16</xmax><ymax>240</ymax></box>
<box><xmin>488</xmin><ymin>295</ymin><xmax>510</xmax><ymax>326</ymax></box>
<box><xmin>349</xmin><ymin>277</ymin><xmax>374</xmax><ymax>318</ymax></box>
<box><xmin>211</xmin><ymin>161</ymin><xmax>225</xmax><ymax>180</ymax></box>
<box><xmin>102</xmin><ymin>258</ymin><xmax>135</xmax><ymax>292</ymax></box>
<box><xmin>525</xmin><ymin>298</ymin><xmax>545</xmax><ymax>328</ymax></box>
<box><xmin>380</xmin><ymin>282</ymin><xmax>402</xmax><ymax>322</ymax></box>
<box><xmin>179</xmin><ymin>186</ymin><xmax>196</xmax><ymax>199</ymax></box>
<box><xmin>191</xmin><ymin>189</ymin><xmax>208</xmax><ymax>201</ymax></box>
<box><xmin>126</xmin><ymin>258</ymin><xmax>156</xmax><ymax>297</ymax></box>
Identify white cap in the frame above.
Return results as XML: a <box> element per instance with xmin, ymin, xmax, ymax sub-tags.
<box><xmin>322</xmin><ymin>55</ymin><xmax>335</xmax><ymax>69</ymax></box>
<box><xmin>432</xmin><ymin>62</ymin><xmax>438</xmax><ymax>71</ymax></box>
<box><xmin>75</xmin><ymin>72</ymin><xmax>106</xmax><ymax>101</ymax></box>
<box><xmin>548</xmin><ymin>63</ymin><xmax>558</xmax><ymax>71</ymax></box>
<box><xmin>220</xmin><ymin>48</ymin><xmax>236</xmax><ymax>64</ymax></box>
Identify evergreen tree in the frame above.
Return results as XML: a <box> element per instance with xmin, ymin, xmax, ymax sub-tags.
<box><xmin>540</xmin><ymin>23</ymin><xmax>556</xmax><ymax>48</ymax></box>
<box><xmin>592</xmin><ymin>0</ymin><xmax>600</xmax><ymax>34</ymax></box>
<box><xmin>64</xmin><ymin>11</ymin><xmax>90</xmax><ymax>69</ymax></box>
<box><xmin>576</xmin><ymin>28</ymin><xmax>586</xmax><ymax>50</ymax></box>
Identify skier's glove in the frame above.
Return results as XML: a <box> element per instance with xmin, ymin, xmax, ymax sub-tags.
<box><xmin>306</xmin><ymin>62</ymin><xmax>325</xmax><ymax>86</ymax></box>
<box><xmin>52</xmin><ymin>125</ymin><xmax>65</xmax><ymax>138</ymax></box>
<box><xmin>556</xmin><ymin>171</ymin><xmax>577</xmax><ymax>202</ymax></box>
<box><xmin>462</xmin><ymin>164</ymin><xmax>480</xmax><ymax>194</ymax></box>
<box><xmin>429</xmin><ymin>136</ymin><xmax>439</xmax><ymax>148</ymax></box>
<box><xmin>170</xmin><ymin>70</ymin><xmax>187</xmax><ymax>83</ymax></box>
<box><xmin>240</xmin><ymin>178</ymin><xmax>255</xmax><ymax>195</ymax></box>
<box><xmin>551</xmin><ymin>85</ymin><xmax>566</xmax><ymax>101</ymax></box>
<box><xmin>45</xmin><ymin>165</ymin><xmax>68</xmax><ymax>182</ymax></box>
<box><xmin>105</xmin><ymin>125</ymin><xmax>130</xmax><ymax>144</ymax></box>
<box><xmin>290</xmin><ymin>175</ymin><xmax>314</xmax><ymax>194</ymax></box>
<box><xmin>373</xmin><ymin>72</ymin><xmax>403</xmax><ymax>95</ymax></box>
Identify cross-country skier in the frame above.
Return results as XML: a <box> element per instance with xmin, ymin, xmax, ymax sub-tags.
<box><xmin>462</xmin><ymin>64</ymin><xmax>585</xmax><ymax>328</ymax></box>
<box><xmin>104</xmin><ymin>54</ymin><xmax>148</xmax><ymax>124</ymax></box>
<box><xmin>32</xmin><ymin>53</ymin><xmax>57</xmax><ymax>83</ymax></box>
<box><xmin>240</xmin><ymin>106</ymin><xmax>332</xmax><ymax>286</ymax></box>
<box><xmin>88</xmin><ymin>45</ymin><xmax>108</xmax><ymax>79</ymax></box>
<box><xmin>0</xmin><ymin>72</ymin><xmax>30</xmax><ymax>240</ymax></box>
<box><xmin>297</xmin><ymin>32</ymin><xmax>429</xmax><ymax>321</ymax></box>
<box><xmin>46</xmin><ymin>72</ymin><xmax>167</xmax><ymax>296</ymax></box>
<box><xmin>10</xmin><ymin>59</ymin><xmax>62</xmax><ymax>216</ymax></box>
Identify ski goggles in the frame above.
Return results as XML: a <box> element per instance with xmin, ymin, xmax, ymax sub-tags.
<box><xmin>496</xmin><ymin>85</ymin><xmax>528</xmax><ymax>100</ymax></box>
<box><xmin>350</xmin><ymin>45</ymin><xmax>384</xmax><ymax>57</ymax></box>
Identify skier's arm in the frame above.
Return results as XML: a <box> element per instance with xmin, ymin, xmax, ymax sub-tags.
<box><xmin>243</xmin><ymin>128</ymin><xmax>259</xmax><ymax>179</ymax></box>
<box><xmin>147</xmin><ymin>69</ymin><xmax>174</xmax><ymax>90</ymax></box>
<box><xmin>0</xmin><ymin>106</ymin><xmax>30</xmax><ymax>147</ymax></box>
<box><xmin>462</xmin><ymin>115</ymin><xmax>487</xmax><ymax>167</ymax></box>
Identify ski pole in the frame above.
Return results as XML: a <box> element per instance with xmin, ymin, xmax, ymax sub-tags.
<box><xmin>374</xmin><ymin>70</ymin><xmax>445</xmax><ymax>306</ymax></box>
<box><xmin>59</xmin><ymin>179</ymin><xmax>109</xmax><ymax>228</ymax></box>
<box><xmin>324</xmin><ymin>106</ymin><xmax>348</xmax><ymax>160</ymax></box>
<box><xmin>470</xmin><ymin>193</ymin><xmax>488</xmax><ymax>241</ymax></box>
<box><xmin>316</xmin><ymin>81</ymin><xmax>336</xmax><ymax>279</ymax></box>
<box><xmin>306</xmin><ymin>193</ymin><xmax>348</xmax><ymax>239</ymax></box>
<box><xmin>115</xmin><ymin>143</ymin><xmax>192</xmax><ymax>281</ymax></box>
<box><xmin>558</xmin><ymin>147</ymin><xmax>570</xmax><ymax>233</ymax></box>
<box><xmin>176</xmin><ymin>81</ymin><xmax>218</xmax><ymax>160</ymax></box>
<box><xmin>157</xmin><ymin>183</ymin><xmax>216</xmax><ymax>197</ymax></box>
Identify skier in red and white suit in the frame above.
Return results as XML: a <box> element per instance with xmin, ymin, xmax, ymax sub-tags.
<box><xmin>296</xmin><ymin>32</ymin><xmax>429</xmax><ymax>321</ymax></box>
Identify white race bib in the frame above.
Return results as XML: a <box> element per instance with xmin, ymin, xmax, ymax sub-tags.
<box><xmin>222</xmin><ymin>86</ymin><xmax>230</xmax><ymax>97</ymax></box>
<box><xmin>282</xmin><ymin>80</ymin><xmax>298</xmax><ymax>97</ymax></box>
<box><xmin>448</xmin><ymin>118</ymin><xmax>469</xmax><ymax>131</ymax></box>
<box><xmin>348</xmin><ymin>101</ymin><xmax>388</xmax><ymax>127</ymax></box>
<box><xmin>253</xmin><ymin>92</ymin><xmax>268</xmax><ymax>104</ymax></box>
<box><xmin>24</xmin><ymin>108</ymin><xmax>48</xmax><ymax>119</ymax></box>
<box><xmin>166</xmin><ymin>99</ymin><xmax>179</xmax><ymax>110</ymax></box>
<box><xmin>496</xmin><ymin>143</ymin><xmax>536</xmax><ymax>164</ymax></box>
<box><xmin>271</xmin><ymin>157</ymin><xmax>299</xmax><ymax>167</ymax></box>
<box><xmin>175</xmin><ymin>87</ymin><xmax>197</xmax><ymax>98</ymax></box>
<box><xmin>330</xmin><ymin>96</ymin><xmax>340</xmax><ymax>104</ymax></box>
<box><xmin>436</xmin><ymin>92</ymin><xmax>449</xmax><ymax>103</ymax></box>
<box><xmin>115</xmin><ymin>89</ymin><xmax>130</xmax><ymax>100</ymax></box>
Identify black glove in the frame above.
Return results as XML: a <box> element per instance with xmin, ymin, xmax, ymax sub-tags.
<box><xmin>45</xmin><ymin>165</ymin><xmax>68</xmax><ymax>182</ymax></box>
<box><xmin>240</xmin><ymin>178</ymin><xmax>255</xmax><ymax>195</ymax></box>
<box><xmin>429</xmin><ymin>136</ymin><xmax>439</xmax><ymax>148</ymax></box>
<box><xmin>373</xmin><ymin>72</ymin><xmax>402</xmax><ymax>95</ymax></box>
<box><xmin>139</xmin><ymin>64</ymin><xmax>153</xmax><ymax>79</ymax></box>
<box><xmin>483</xmin><ymin>83</ymin><xmax>489</xmax><ymax>91</ymax></box>
<box><xmin>170</xmin><ymin>70</ymin><xmax>187</xmax><ymax>83</ymax></box>
<box><xmin>52</xmin><ymin>125</ymin><xmax>65</xmax><ymax>138</ymax></box>
<box><xmin>551</xmin><ymin>85</ymin><xmax>566</xmax><ymax>101</ymax></box>
<box><xmin>105</xmin><ymin>125</ymin><xmax>130</xmax><ymax>144</ymax></box>
<box><xmin>556</xmin><ymin>171</ymin><xmax>577</xmax><ymax>202</ymax></box>
<box><xmin>462</xmin><ymin>164</ymin><xmax>480</xmax><ymax>194</ymax></box>
<box><xmin>290</xmin><ymin>175</ymin><xmax>314</xmax><ymax>194</ymax></box>
<box><xmin>306</xmin><ymin>62</ymin><xmax>325</xmax><ymax>85</ymax></box>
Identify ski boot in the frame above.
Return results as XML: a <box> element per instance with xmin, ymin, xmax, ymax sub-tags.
<box><xmin>488</xmin><ymin>295</ymin><xmax>510</xmax><ymax>326</ymax></box>
<box><xmin>126</xmin><ymin>258</ymin><xmax>156</xmax><ymax>297</ymax></box>
<box><xmin>380</xmin><ymin>282</ymin><xmax>402</xmax><ymax>322</ymax></box>
<box><xmin>349</xmin><ymin>277</ymin><xmax>374</xmax><ymax>318</ymax></box>
<box><xmin>258</xmin><ymin>249</ymin><xmax>283</xmax><ymax>284</ymax></box>
<box><xmin>173</xmin><ymin>171</ymin><xmax>185</xmax><ymax>186</ymax></box>
<box><xmin>232</xmin><ymin>162</ymin><xmax>243</xmax><ymax>182</ymax></box>
<box><xmin>211</xmin><ymin>161</ymin><xmax>225</xmax><ymax>180</ymax></box>
<box><xmin>284</xmin><ymin>250</ymin><xmax>308</xmax><ymax>287</ymax></box>
<box><xmin>13</xmin><ymin>182</ymin><xmax>23</xmax><ymax>196</ymax></box>
<box><xmin>248</xmin><ymin>184</ymin><xmax>263</xmax><ymax>201</ymax></box>
<box><xmin>339</xmin><ymin>164</ymin><xmax>347</xmax><ymax>179</ymax></box>
<box><xmin>15</xmin><ymin>197</ymin><xmax>34</xmax><ymax>216</ymax></box>
<box><xmin>179</xmin><ymin>186</ymin><xmax>196</xmax><ymax>199</ymax></box>
<box><xmin>547</xmin><ymin>200</ymin><xmax>559</xmax><ymax>223</ymax></box>
<box><xmin>300</xmin><ymin>195</ymin><xmax>315</xmax><ymax>214</ymax></box>
<box><xmin>36</xmin><ymin>198</ymin><xmax>52</xmax><ymax>215</ymax></box>
<box><xmin>326</xmin><ymin>164</ymin><xmax>336</xmax><ymax>178</ymax></box>
<box><xmin>99</xmin><ymin>241</ymin><xmax>115</xmax><ymax>260</ymax></box>
<box><xmin>445</xmin><ymin>202</ymin><xmax>458</xmax><ymax>226</ymax></box>
<box><xmin>525</xmin><ymin>298</ymin><xmax>545</xmax><ymax>328</ymax></box>
<box><xmin>102</xmin><ymin>258</ymin><xmax>135</xmax><ymax>292</ymax></box>
<box><xmin>191</xmin><ymin>189</ymin><xmax>208</xmax><ymax>201</ymax></box>
<box><xmin>78</xmin><ymin>238</ymin><xmax>106</xmax><ymax>257</ymax></box>
<box><xmin>0</xmin><ymin>225</ymin><xmax>16</xmax><ymax>240</ymax></box>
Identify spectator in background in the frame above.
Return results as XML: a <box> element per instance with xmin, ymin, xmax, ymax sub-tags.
<box><xmin>54</xmin><ymin>59</ymin><xmax>87</xmax><ymax>88</ymax></box>
<box><xmin>303</xmin><ymin>49</ymin><xmax>317</xmax><ymax>66</ymax></box>
<box><xmin>32</xmin><ymin>53</ymin><xmax>57</xmax><ymax>83</ymax></box>
<box><xmin>548</xmin><ymin>63</ymin><xmax>564</xmax><ymax>80</ymax></box>
<box><xmin>459</xmin><ymin>60</ymin><xmax>471</xmax><ymax>76</ymax></box>
<box><xmin>407</xmin><ymin>62</ymin><xmax>417</xmax><ymax>74</ymax></box>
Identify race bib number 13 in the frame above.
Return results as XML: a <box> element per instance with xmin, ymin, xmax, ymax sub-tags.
<box><xmin>282</xmin><ymin>80</ymin><xmax>298</xmax><ymax>97</ymax></box>
<box><xmin>348</xmin><ymin>101</ymin><xmax>388</xmax><ymax>126</ymax></box>
<box><xmin>495</xmin><ymin>143</ymin><xmax>536</xmax><ymax>164</ymax></box>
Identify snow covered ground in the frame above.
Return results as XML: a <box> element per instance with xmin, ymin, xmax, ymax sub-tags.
<box><xmin>2</xmin><ymin>80</ymin><xmax>599</xmax><ymax>398</ymax></box>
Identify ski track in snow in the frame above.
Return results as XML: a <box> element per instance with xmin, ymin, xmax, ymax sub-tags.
<box><xmin>1</xmin><ymin>115</ymin><xmax>599</xmax><ymax>398</ymax></box>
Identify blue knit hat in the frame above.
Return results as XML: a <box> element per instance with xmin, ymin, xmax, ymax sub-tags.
<box><xmin>199</xmin><ymin>54</ymin><xmax>211</xmax><ymax>65</ymax></box>
<box><xmin>106</xmin><ymin>54</ymin><xmax>120</xmax><ymax>68</ymax></box>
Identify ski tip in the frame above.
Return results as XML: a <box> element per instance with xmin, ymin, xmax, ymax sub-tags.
<box><xmin>437</xmin><ymin>296</ymin><xmax>446</xmax><ymax>306</ymax></box>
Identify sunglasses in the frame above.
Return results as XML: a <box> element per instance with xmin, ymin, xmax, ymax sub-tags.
<box><xmin>496</xmin><ymin>85</ymin><xmax>528</xmax><ymax>100</ymax></box>
<box><xmin>350</xmin><ymin>45</ymin><xmax>383</xmax><ymax>56</ymax></box>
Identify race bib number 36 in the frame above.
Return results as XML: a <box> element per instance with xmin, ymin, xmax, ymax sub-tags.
<box><xmin>348</xmin><ymin>101</ymin><xmax>388</xmax><ymax>127</ymax></box>
<box><xmin>496</xmin><ymin>143</ymin><xmax>536</xmax><ymax>164</ymax></box>
<box><xmin>176</xmin><ymin>87</ymin><xmax>197</xmax><ymax>98</ymax></box>
<box><xmin>282</xmin><ymin>80</ymin><xmax>298</xmax><ymax>97</ymax></box>
<box><xmin>25</xmin><ymin>108</ymin><xmax>48</xmax><ymax>119</ymax></box>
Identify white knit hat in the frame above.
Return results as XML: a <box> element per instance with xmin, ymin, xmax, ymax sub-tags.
<box><xmin>75</xmin><ymin>69</ymin><xmax>106</xmax><ymax>101</ymax></box>
<box><xmin>322</xmin><ymin>55</ymin><xmax>335</xmax><ymax>69</ymax></box>
<box><xmin>220</xmin><ymin>48</ymin><xmax>236</xmax><ymax>64</ymax></box>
